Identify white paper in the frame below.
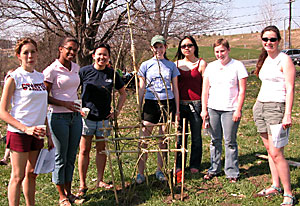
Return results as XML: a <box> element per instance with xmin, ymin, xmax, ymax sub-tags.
<box><xmin>270</xmin><ymin>124</ymin><xmax>289</xmax><ymax>148</ymax></box>
<box><xmin>34</xmin><ymin>148</ymin><xmax>56</xmax><ymax>174</ymax></box>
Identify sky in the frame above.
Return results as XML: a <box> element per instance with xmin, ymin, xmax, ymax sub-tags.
<box><xmin>221</xmin><ymin>0</ymin><xmax>300</xmax><ymax>35</ymax></box>
<box><xmin>1</xmin><ymin>0</ymin><xmax>300</xmax><ymax>39</ymax></box>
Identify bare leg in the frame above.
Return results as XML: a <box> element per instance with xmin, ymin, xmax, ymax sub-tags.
<box><xmin>8</xmin><ymin>151</ymin><xmax>28</xmax><ymax>206</ymax></box>
<box><xmin>260</xmin><ymin>133</ymin><xmax>280</xmax><ymax>188</ymax></box>
<box><xmin>157</xmin><ymin>126</ymin><xmax>166</xmax><ymax>171</ymax></box>
<box><xmin>95</xmin><ymin>136</ymin><xmax>112</xmax><ymax>188</ymax></box>
<box><xmin>56</xmin><ymin>184</ymin><xmax>67</xmax><ymax>202</ymax></box>
<box><xmin>261</xmin><ymin>133</ymin><xmax>293</xmax><ymax>203</ymax></box>
<box><xmin>78</xmin><ymin>135</ymin><xmax>93</xmax><ymax>189</ymax></box>
<box><xmin>138</xmin><ymin>121</ymin><xmax>153</xmax><ymax>175</ymax></box>
<box><xmin>267</xmin><ymin>134</ymin><xmax>292</xmax><ymax>203</ymax></box>
<box><xmin>23</xmin><ymin>150</ymin><xmax>39</xmax><ymax>206</ymax></box>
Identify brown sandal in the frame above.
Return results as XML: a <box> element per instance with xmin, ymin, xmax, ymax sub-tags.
<box><xmin>67</xmin><ymin>194</ymin><xmax>79</xmax><ymax>203</ymax></box>
<box><xmin>76</xmin><ymin>187</ymin><xmax>88</xmax><ymax>198</ymax></box>
<box><xmin>256</xmin><ymin>185</ymin><xmax>282</xmax><ymax>197</ymax></box>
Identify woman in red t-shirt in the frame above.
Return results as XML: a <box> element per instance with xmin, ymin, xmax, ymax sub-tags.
<box><xmin>174</xmin><ymin>36</ymin><xmax>207</xmax><ymax>182</ymax></box>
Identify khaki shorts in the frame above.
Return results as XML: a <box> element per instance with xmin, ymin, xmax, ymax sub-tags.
<box><xmin>253</xmin><ymin>101</ymin><xmax>285</xmax><ymax>134</ymax></box>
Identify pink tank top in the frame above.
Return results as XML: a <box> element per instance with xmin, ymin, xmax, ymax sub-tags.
<box><xmin>178</xmin><ymin>59</ymin><xmax>203</xmax><ymax>100</ymax></box>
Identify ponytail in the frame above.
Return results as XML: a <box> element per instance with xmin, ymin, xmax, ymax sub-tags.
<box><xmin>255</xmin><ymin>48</ymin><xmax>268</xmax><ymax>76</ymax></box>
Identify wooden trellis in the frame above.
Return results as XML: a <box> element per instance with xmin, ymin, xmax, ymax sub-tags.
<box><xmin>95</xmin><ymin>118</ymin><xmax>189</xmax><ymax>204</ymax></box>
<box><xmin>90</xmin><ymin>2</ymin><xmax>189</xmax><ymax>204</ymax></box>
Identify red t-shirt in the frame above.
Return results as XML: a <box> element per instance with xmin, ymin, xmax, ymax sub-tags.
<box><xmin>178</xmin><ymin>59</ymin><xmax>203</xmax><ymax>101</ymax></box>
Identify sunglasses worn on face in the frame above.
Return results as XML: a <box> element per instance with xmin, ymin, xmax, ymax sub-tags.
<box><xmin>63</xmin><ymin>46</ymin><xmax>78</xmax><ymax>52</ymax></box>
<box><xmin>262</xmin><ymin>37</ymin><xmax>278</xmax><ymax>42</ymax></box>
<box><xmin>180</xmin><ymin>44</ymin><xmax>194</xmax><ymax>49</ymax></box>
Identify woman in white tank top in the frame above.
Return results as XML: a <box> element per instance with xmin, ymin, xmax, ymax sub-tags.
<box><xmin>253</xmin><ymin>26</ymin><xmax>296</xmax><ymax>206</ymax></box>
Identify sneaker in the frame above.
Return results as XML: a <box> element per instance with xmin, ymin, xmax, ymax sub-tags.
<box><xmin>155</xmin><ymin>171</ymin><xmax>167</xmax><ymax>181</ymax></box>
<box><xmin>136</xmin><ymin>174</ymin><xmax>145</xmax><ymax>184</ymax></box>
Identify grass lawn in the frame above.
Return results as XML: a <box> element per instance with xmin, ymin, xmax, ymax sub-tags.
<box><xmin>167</xmin><ymin>46</ymin><xmax>261</xmax><ymax>63</ymax></box>
<box><xmin>0</xmin><ymin>66</ymin><xmax>299</xmax><ymax>206</ymax></box>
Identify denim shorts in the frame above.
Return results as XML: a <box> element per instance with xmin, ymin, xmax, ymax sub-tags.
<box><xmin>82</xmin><ymin>119</ymin><xmax>111</xmax><ymax>137</ymax></box>
<box><xmin>253</xmin><ymin>101</ymin><xmax>285</xmax><ymax>134</ymax></box>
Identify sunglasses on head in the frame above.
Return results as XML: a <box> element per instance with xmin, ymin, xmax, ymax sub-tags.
<box><xmin>262</xmin><ymin>37</ymin><xmax>278</xmax><ymax>42</ymax></box>
<box><xmin>180</xmin><ymin>44</ymin><xmax>194</xmax><ymax>49</ymax></box>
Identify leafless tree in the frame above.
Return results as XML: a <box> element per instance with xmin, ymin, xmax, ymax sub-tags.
<box><xmin>258</xmin><ymin>0</ymin><xmax>282</xmax><ymax>30</ymax></box>
<box><xmin>0</xmin><ymin>0</ymin><xmax>231</xmax><ymax>69</ymax></box>
<box><xmin>0</xmin><ymin>0</ymin><xmax>137</xmax><ymax>66</ymax></box>
<box><xmin>131</xmin><ymin>0</ymin><xmax>231</xmax><ymax>40</ymax></box>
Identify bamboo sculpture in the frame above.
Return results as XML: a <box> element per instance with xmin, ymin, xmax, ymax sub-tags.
<box><xmin>90</xmin><ymin>1</ymin><xmax>189</xmax><ymax>204</ymax></box>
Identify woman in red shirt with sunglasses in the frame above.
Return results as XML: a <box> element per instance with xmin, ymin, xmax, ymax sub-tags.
<box><xmin>174</xmin><ymin>36</ymin><xmax>207</xmax><ymax>182</ymax></box>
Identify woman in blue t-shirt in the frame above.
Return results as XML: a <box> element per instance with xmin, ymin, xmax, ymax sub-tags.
<box><xmin>77</xmin><ymin>43</ymin><xmax>126</xmax><ymax>195</ymax></box>
<box><xmin>136</xmin><ymin>35</ymin><xmax>180</xmax><ymax>184</ymax></box>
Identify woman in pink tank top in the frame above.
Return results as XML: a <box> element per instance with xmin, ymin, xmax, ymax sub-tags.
<box><xmin>174</xmin><ymin>36</ymin><xmax>207</xmax><ymax>182</ymax></box>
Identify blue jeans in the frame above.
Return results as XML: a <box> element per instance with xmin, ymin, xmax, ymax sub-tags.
<box><xmin>48</xmin><ymin>112</ymin><xmax>82</xmax><ymax>184</ymax></box>
<box><xmin>176</xmin><ymin>101</ymin><xmax>203</xmax><ymax>170</ymax></box>
<box><xmin>208</xmin><ymin>108</ymin><xmax>240</xmax><ymax>178</ymax></box>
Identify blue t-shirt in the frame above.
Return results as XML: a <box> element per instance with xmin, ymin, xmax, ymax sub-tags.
<box><xmin>79</xmin><ymin>65</ymin><xmax>124</xmax><ymax>121</ymax></box>
<box><xmin>138</xmin><ymin>57</ymin><xmax>180</xmax><ymax>100</ymax></box>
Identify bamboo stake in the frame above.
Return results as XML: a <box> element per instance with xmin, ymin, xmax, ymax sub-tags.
<box><xmin>101</xmin><ymin>148</ymin><xmax>187</xmax><ymax>154</ymax></box>
<box><xmin>126</xmin><ymin>1</ymin><xmax>142</xmax><ymax>124</ymax></box>
<box><xmin>181</xmin><ymin>118</ymin><xmax>186</xmax><ymax>201</ymax></box>
<box><xmin>93</xmin><ymin>133</ymin><xmax>190</xmax><ymax>142</ymax></box>
<box><xmin>173</xmin><ymin>116</ymin><xmax>179</xmax><ymax>186</ymax></box>
<box><xmin>167</xmin><ymin>114</ymin><xmax>174</xmax><ymax>198</ymax></box>
<box><xmin>106</xmin><ymin>141</ymin><xmax>119</xmax><ymax>204</ymax></box>
<box><xmin>97</xmin><ymin>122</ymin><xmax>179</xmax><ymax>130</ymax></box>
<box><xmin>256</xmin><ymin>154</ymin><xmax>300</xmax><ymax>167</ymax></box>
<box><xmin>110</xmin><ymin>29</ymin><xmax>127</xmax><ymax>191</ymax></box>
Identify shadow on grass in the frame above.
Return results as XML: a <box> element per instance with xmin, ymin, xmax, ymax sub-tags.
<box><xmin>78</xmin><ymin>151</ymin><xmax>300</xmax><ymax>205</ymax></box>
<box><xmin>82</xmin><ymin>174</ymin><xmax>172</xmax><ymax>205</ymax></box>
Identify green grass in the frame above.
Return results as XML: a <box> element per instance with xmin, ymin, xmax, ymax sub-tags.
<box><xmin>167</xmin><ymin>46</ymin><xmax>261</xmax><ymax>62</ymax></box>
<box><xmin>0</xmin><ymin>67</ymin><xmax>299</xmax><ymax>206</ymax></box>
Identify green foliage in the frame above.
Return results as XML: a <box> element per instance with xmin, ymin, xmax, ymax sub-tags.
<box><xmin>0</xmin><ymin>70</ymin><xmax>299</xmax><ymax>205</ymax></box>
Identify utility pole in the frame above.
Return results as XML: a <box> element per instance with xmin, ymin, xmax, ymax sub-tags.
<box><xmin>288</xmin><ymin>0</ymin><xmax>294</xmax><ymax>48</ymax></box>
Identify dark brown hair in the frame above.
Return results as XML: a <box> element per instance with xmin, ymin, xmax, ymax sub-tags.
<box><xmin>15</xmin><ymin>38</ymin><xmax>37</xmax><ymax>56</ymax></box>
<box><xmin>93</xmin><ymin>43</ymin><xmax>111</xmax><ymax>57</ymax></box>
<box><xmin>58</xmin><ymin>36</ymin><xmax>78</xmax><ymax>58</ymax></box>
<box><xmin>254</xmin><ymin>25</ymin><xmax>281</xmax><ymax>76</ymax></box>
<box><xmin>175</xmin><ymin>36</ymin><xmax>199</xmax><ymax>60</ymax></box>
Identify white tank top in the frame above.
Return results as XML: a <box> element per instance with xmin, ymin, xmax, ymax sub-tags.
<box><xmin>257</xmin><ymin>52</ymin><xmax>286</xmax><ymax>102</ymax></box>
<box><xmin>8</xmin><ymin>67</ymin><xmax>48</xmax><ymax>133</ymax></box>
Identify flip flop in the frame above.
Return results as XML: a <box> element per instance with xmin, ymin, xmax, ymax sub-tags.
<box><xmin>97</xmin><ymin>181</ymin><xmax>113</xmax><ymax>189</ymax></box>
<box><xmin>59</xmin><ymin>198</ymin><xmax>71</xmax><ymax>206</ymax></box>
<box><xmin>204</xmin><ymin>173</ymin><xmax>218</xmax><ymax>180</ymax></box>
